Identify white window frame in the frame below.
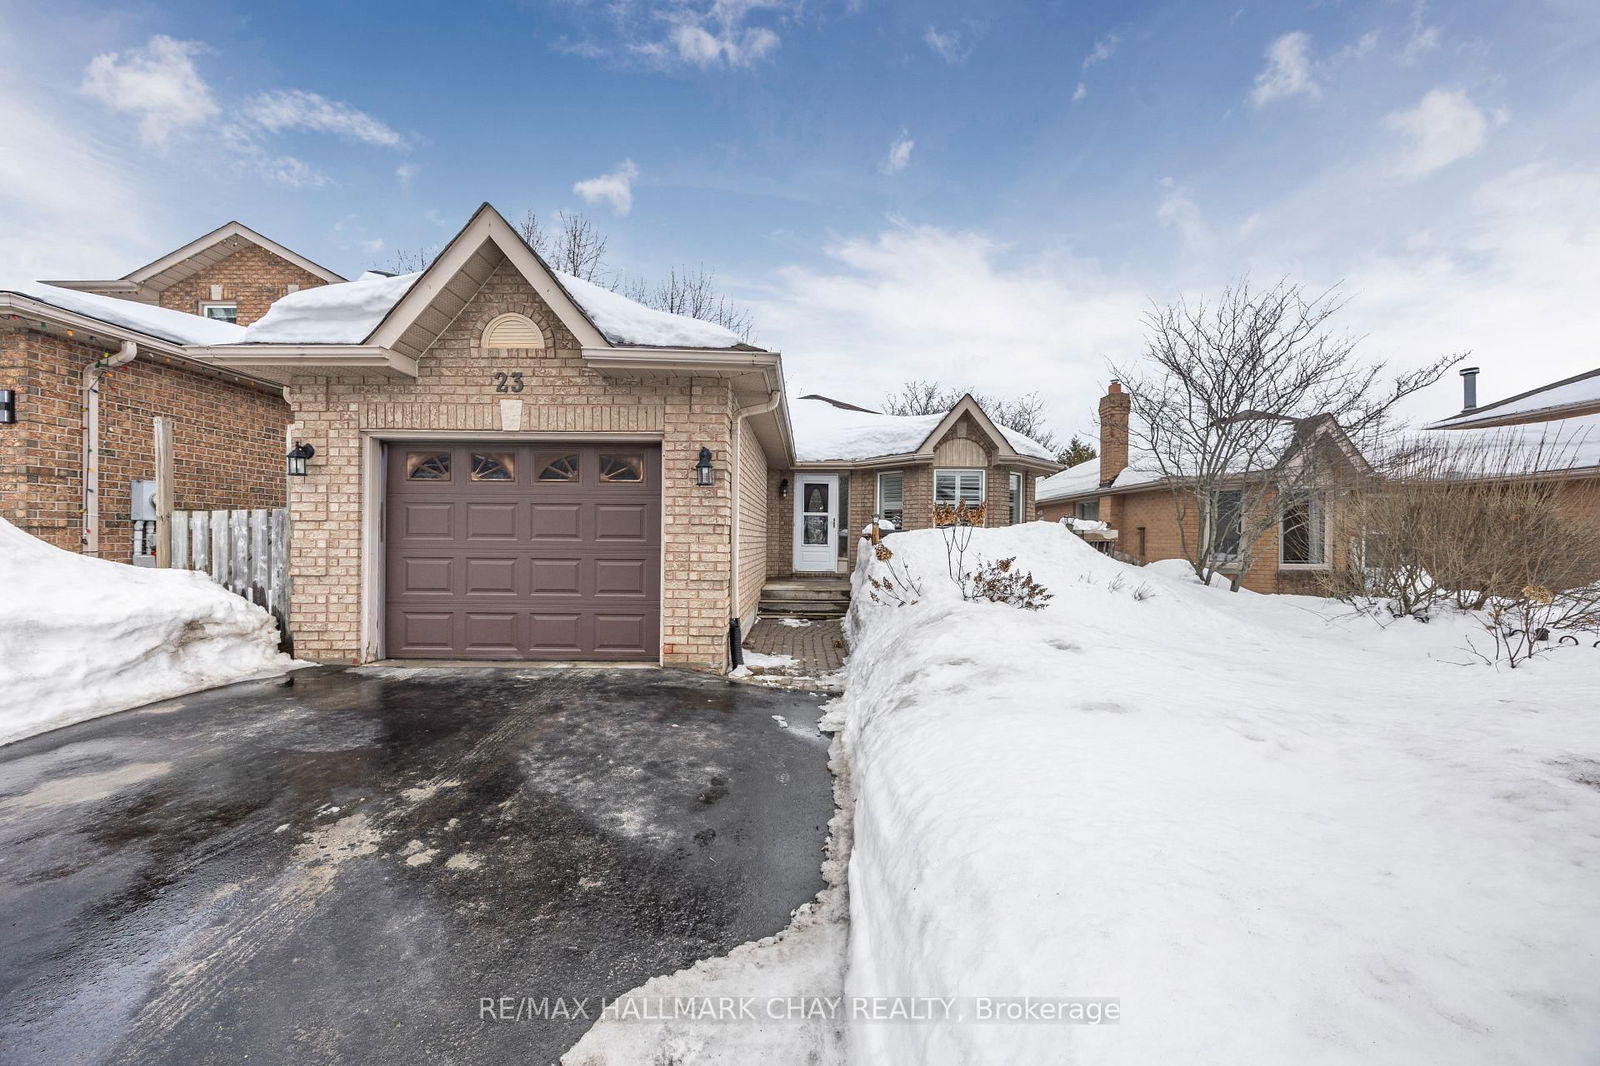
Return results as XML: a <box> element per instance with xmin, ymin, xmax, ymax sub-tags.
<box><xmin>934</xmin><ymin>468</ymin><xmax>985</xmax><ymax>507</ymax></box>
<box><xmin>1207</xmin><ymin>488</ymin><xmax>1244</xmax><ymax>567</ymax></box>
<box><xmin>199</xmin><ymin>300</ymin><xmax>238</xmax><ymax>322</ymax></box>
<box><xmin>1278</xmin><ymin>491</ymin><xmax>1330</xmax><ymax>569</ymax></box>
<box><xmin>876</xmin><ymin>470</ymin><xmax>904</xmax><ymax>530</ymax></box>
<box><xmin>1008</xmin><ymin>472</ymin><xmax>1023</xmax><ymax>525</ymax></box>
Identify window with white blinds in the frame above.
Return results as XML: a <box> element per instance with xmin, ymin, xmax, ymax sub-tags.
<box><xmin>934</xmin><ymin>469</ymin><xmax>985</xmax><ymax>506</ymax></box>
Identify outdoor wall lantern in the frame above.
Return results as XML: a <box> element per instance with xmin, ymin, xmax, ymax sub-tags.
<box><xmin>0</xmin><ymin>389</ymin><xmax>15</xmax><ymax>425</ymax></box>
<box><xmin>696</xmin><ymin>446</ymin><xmax>714</xmax><ymax>487</ymax></box>
<box><xmin>286</xmin><ymin>441</ymin><xmax>316</xmax><ymax>477</ymax></box>
<box><xmin>778</xmin><ymin>477</ymin><xmax>789</xmax><ymax>499</ymax></box>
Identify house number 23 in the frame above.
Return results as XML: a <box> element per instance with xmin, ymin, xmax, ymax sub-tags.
<box><xmin>492</xmin><ymin>371</ymin><xmax>525</xmax><ymax>393</ymax></box>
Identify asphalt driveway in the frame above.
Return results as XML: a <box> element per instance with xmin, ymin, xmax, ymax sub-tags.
<box><xmin>0</xmin><ymin>667</ymin><xmax>836</xmax><ymax>1066</ymax></box>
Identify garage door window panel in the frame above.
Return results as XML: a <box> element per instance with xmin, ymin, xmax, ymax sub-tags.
<box><xmin>406</xmin><ymin>451</ymin><xmax>452</xmax><ymax>481</ymax></box>
<box><xmin>471</xmin><ymin>452</ymin><xmax>516</xmax><ymax>482</ymax></box>
<box><xmin>600</xmin><ymin>453</ymin><xmax>645</xmax><ymax>483</ymax></box>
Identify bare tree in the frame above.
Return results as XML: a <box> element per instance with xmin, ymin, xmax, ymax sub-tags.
<box><xmin>517</xmin><ymin>210</ymin><xmax>609</xmax><ymax>282</ymax></box>
<box><xmin>386</xmin><ymin>245</ymin><xmax>439</xmax><ymax>274</ymax></box>
<box><xmin>881</xmin><ymin>380</ymin><xmax>1063</xmax><ymax>453</ymax></box>
<box><xmin>617</xmin><ymin>265</ymin><xmax>756</xmax><ymax>342</ymax></box>
<box><xmin>1113</xmin><ymin>278</ymin><xmax>1461</xmax><ymax>589</ymax></box>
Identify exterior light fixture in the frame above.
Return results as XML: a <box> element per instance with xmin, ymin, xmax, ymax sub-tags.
<box><xmin>286</xmin><ymin>441</ymin><xmax>315</xmax><ymax>477</ymax></box>
<box><xmin>695</xmin><ymin>446</ymin><xmax>714</xmax><ymax>487</ymax></box>
<box><xmin>0</xmin><ymin>389</ymin><xmax>14</xmax><ymax>425</ymax></box>
<box><xmin>778</xmin><ymin>477</ymin><xmax>789</xmax><ymax>499</ymax></box>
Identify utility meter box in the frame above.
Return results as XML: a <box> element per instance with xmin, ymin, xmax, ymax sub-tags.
<box><xmin>130</xmin><ymin>479</ymin><xmax>158</xmax><ymax>522</ymax></box>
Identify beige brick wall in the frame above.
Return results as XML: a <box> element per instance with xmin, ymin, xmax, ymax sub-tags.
<box><xmin>0</xmin><ymin>322</ymin><xmax>289</xmax><ymax>561</ymax></box>
<box><xmin>157</xmin><ymin>244</ymin><xmax>332</xmax><ymax>326</ymax></box>
<box><xmin>281</xmin><ymin>258</ymin><xmax>737</xmax><ymax>670</ymax></box>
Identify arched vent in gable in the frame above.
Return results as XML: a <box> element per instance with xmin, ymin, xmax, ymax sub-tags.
<box><xmin>482</xmin><ymin>313</ymin><xmax>545</xmax><ymax>350</ymax></box>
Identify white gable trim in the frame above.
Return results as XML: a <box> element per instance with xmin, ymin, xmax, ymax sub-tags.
<box><xmin>366</xmin><ymin>204</ymin><xmax>609</xmax><ymax>352</ymax></box>
<box><xmin>127</xmin><ymin>221</ymin><xmax>346</xmax><ymax>286</ymax></box>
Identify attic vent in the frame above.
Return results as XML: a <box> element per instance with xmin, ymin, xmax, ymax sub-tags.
<box><xmin>482</xmin><ymin>313</ymin><xmax>545</xmax><ymax>350</ymax></box>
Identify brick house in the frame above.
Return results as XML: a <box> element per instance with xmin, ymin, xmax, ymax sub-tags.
<box><xmin>1036</xmin><ymin>382</ymin><xmax>1362</xmax><ymax>594</ymax></box>
<box><xmin>186</xmin><ymin>203</ymin><xmax>1061</xmax><ymax>671</ymax></box>
<box><xmin>1</xmin><ymin>223</ymin><xmax>336</xmax><ymax>562</ymax></box>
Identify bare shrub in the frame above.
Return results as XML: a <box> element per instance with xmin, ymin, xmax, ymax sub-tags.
<box><xmin>968</xmin><ymin>557</ymin><xmax>1053</xmax><ymax>610</ymax></box>
<box><xmin>1324</xmin><ymin>427</ymin><xmax>1600</xmax><ymax>663</ymax></box>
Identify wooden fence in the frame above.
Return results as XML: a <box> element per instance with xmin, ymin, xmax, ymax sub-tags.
<box><xmin>168</xmin><ymin>508</ymin><xmax>290</xmax><ymax>631</ymax></box>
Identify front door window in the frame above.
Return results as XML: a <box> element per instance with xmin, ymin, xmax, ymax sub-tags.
<box><xmin>803</xmin><ymin>483</ymin><xmax>830</xmax><ymax>545</ymax></box>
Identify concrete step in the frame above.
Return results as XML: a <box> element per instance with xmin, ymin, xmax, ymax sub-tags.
<box><xmin>759</xmin><ymin>602</ymin><xmax>849</xmax><ymax>619</ymax></box>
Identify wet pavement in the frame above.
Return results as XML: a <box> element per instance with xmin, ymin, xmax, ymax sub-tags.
<box><xmin>0</xmin><ymin>667</ymin><xmax>836</xmax><ymax>1066</ymax></box>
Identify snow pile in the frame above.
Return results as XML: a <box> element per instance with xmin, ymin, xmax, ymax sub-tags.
<box><xmin>791</xmin><ymin>398</ymin><xmax>1056</xmax><ymax>462</ymax></box>
<box><xmin>0</xmin><ymin>519</ymin><xmax>294</xmax><ymax>745</ymax></box>
<box><xmin>554</xmin><ymin>271</ymin><xmax>748</xmax><ymax>349</ymax></box>
<box><xmin>241</xmin><ymin>270</ymin><xmax>421</xmax><ymax>344</ymax></box>
<box><xmin>841</xmin><ymin>523</ymin><xmax>1600</xmax><ymax>1064</ymax></box>
<box><xmin>1</xmin><ymin>282</ymin><xmax>247</xmax><ymax>346</ymax></box>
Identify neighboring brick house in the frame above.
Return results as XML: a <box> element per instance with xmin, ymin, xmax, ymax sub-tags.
<box><xmin>1036</xmin><ymin>382</ymin><xmax>1360</xmax><ymax>595</ymax></box>
<box><xmin>0</xmin><ymin>222</ymin><xmax>329</xmax><ymax>563</ymax></box>
<box><xmin>187</xmin><ymin>203</ymin><xmax>1062</xmax><ymax>672</ymax></box>
<box><xmin>43</xmin><ymin>221</ymin><xmax>346</xmax><ymax>327</ymax></box>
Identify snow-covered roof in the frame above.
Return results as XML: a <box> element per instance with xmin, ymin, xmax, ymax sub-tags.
<box><xmin>790</xmin><ymin>396</ymin><xmax>1057</xmax><ymax>463</ymax></box>
<box><xmin>1408</xmin><ymin>412</ymin><xmax>1600</xmax><ymax>477</ymax></box>
<box><xmin>242</xmin><ymin>270</ymin><xmax>422</xmax><ymax>344</ymax></box>
<box><xmin>236</xmin><ymin>262</ymin><xmax>751</xmax><ymax>350</ymax></box>
<box><xmin>1036</xmin><ymin>458</ymin><xmax>1100</xmax><ymax>501</ymax></box>
<box><xmin>0</xmin><ymin>281</ymin><xmax>246</xmax><ymax>347</ymax></box>
<box><xmin>555</xmin><ymin>271</ymin><xmax>747</xmax><ymax>349</ymax></box>
<box><xmin>1429</xmin><ymin>368</ymin><xmax>1600</xmax><ymax>430</ymax></box>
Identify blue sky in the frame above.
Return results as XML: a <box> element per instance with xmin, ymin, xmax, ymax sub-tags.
<box><xmin>3</xmin><ymin>0</ymin><xmax>1599</xmax><ymax>437</ymax></box>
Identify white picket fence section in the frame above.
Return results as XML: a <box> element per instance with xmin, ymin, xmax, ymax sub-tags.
<box><xmin>169</xmin><ymin>508</ymin><xmax>290</xmax><ymax>627</ymax></box>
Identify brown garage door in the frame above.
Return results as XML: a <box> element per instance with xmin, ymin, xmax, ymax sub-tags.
<box><xmin>385</xmin><ymin>442</ymin><xmax>661</xmax><ymax>660</ymax></box>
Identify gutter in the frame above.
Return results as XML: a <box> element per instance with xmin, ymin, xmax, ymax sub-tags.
<box><xmin>81</xmin><ymin>340</ymin><xmax>138</xmax><ymax>556</ymax></box>
<box><xmin>729</xmin><ymin>389</ymin><xmax>784</xmax><ymax>667</ymax></box>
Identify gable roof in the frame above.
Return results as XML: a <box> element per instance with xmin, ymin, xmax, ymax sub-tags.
<box><xmin>228</xmin><ymin>203</ymin><xmax>763</xmax><ymax>357</ymax></box>
<box><xmin>1428</xmin><ymin>367</ymin><xmax>1600</xmax><ymax>430</ymax></box>
<box><xmin>790</xmin><ymin>393</ymin><xmax>1059</xmax><ymax>467</ymax></box>
<box><xmin>43</xmin><ymin>221</ymin><xmax>346</xmax><ymax>299</ymax></box>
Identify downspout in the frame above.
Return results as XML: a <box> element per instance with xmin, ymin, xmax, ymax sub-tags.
<box><xmin>80</xmin><ymin>340</ymin><xmax>138</xmax><ymax>556</ymax></box>
<box><xmin>729</xmin><ymin>389</ymin><xmax>784</xmax><ymax>668</ymax></box>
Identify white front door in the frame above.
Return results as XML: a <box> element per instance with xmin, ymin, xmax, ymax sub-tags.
<box><xmin>792</xmin><ymin>474</ymin><xmax>839</xmax><ymax>572</ymax></box>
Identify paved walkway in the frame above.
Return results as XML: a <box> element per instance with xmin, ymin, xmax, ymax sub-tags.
<box><xmin>0</xmin><ymin>667</ymin><xmax>835</xmax><ymax>1066</ymax></box>
<box><xmin>744</xmin><ymin>618</ymin><xmax>848</xmax><ymax>679</ymax></box>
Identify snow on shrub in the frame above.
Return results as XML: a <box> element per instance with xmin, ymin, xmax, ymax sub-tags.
<box><xmin>0</xmin><ymin>518</ymin><xmax>294</xmax><ymax>745</ymax></box>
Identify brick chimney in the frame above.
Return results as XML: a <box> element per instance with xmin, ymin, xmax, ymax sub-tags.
<box><xmin>1098</xmin><ymin>380</ymin><xmax>1130</xmax><ymax>488</ymax></box>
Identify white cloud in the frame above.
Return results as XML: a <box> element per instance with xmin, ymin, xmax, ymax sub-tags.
<box><xmin>883</xmin><ymin>133</ymin><xmax>914</xmax><ymax>174</ymax></box>
<box><xmin>574</xmin><ymin>159</ymin><xmax>641</xmax><ymax>216</ymax></box>
<box><xmin>632</xmin><ymin>0</ymin><xmax>785</xmax><ymax>68</ymax></box>
<box><xmin>79</xmin><ymin>36</ymin><xmax>219</xmax><ymax>147</ymax></box>
<box><xmin>923</xmin><ymin>25</ymin><xmax>972</xmax><ymax>64</ymax></box>
<box><xmin>1384</xmin><ymin>88</ymin><xmax>1501</xmax><ymax>178</ymax></box>
<box><xmin>1072</xmin><ymin>32</ymin><xmax>1119</xmax><ymax>102</ymax></box>
<box><xmin>1156</xmin><ymin>178</ymin><xmax>1212</xmax><ymax>251</ymax></box>
<box><xmin>0</xmin><ymin>77</ymin><xmax>155</xmax><ymax>280</ymax></box>
<box><xmin>748</xmin><ymin>222</ymin><xmax>1147</xmax><ymax>436</ymax></box>
<box><xmin>1399</xmin><ymin>0</ymin><xmax>1441</xmax><ymax>63</ymax></box>
<box><xmin>396</xmin><ymin>163</ymin><xmax>419</xmax><ymax>188</ymax></box>
<box><xmin>240</xmin><ymin>89</ymin><xmax>406</xmax><ymax>147</ymax></box>
<box><xmin>1250</xmin><ymin>31</ymin><xmax>1319</xmax><ymax>107</ymax></box>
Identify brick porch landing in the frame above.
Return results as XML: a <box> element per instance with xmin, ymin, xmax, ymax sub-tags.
<box><xmin>743</xmin><ymin>618</ymin><xmax>847</xmax><ymax>679</ymax></box>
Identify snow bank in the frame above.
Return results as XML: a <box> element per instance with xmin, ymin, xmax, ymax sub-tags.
<box><xmin>792</xmin><ymin>398</ymin><xmax>1056</xmax><ymax>462</ymax></box>
<box><xmin>554</xmin><ymin>271</ymin><xmax>748</xmax><ymax>349</ymax></box>
<box><xmin>1</xmin><ymin>282</ymin><xmax>246</xmax><ymax>346</ymax></box>
<box><xmin>0</xmin><ymin>519</ymin><xmax>295</xmax><ymax>745</ymax></box>
<box><xmin>241</xmin><ymin>270</ymin><xmax>421</xmax><ymax>344</ymax></box>
<box><xmin>842</xmin><ymin>523</ymin><xmax>1600</xmax><ymax>1064</ymax></box>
